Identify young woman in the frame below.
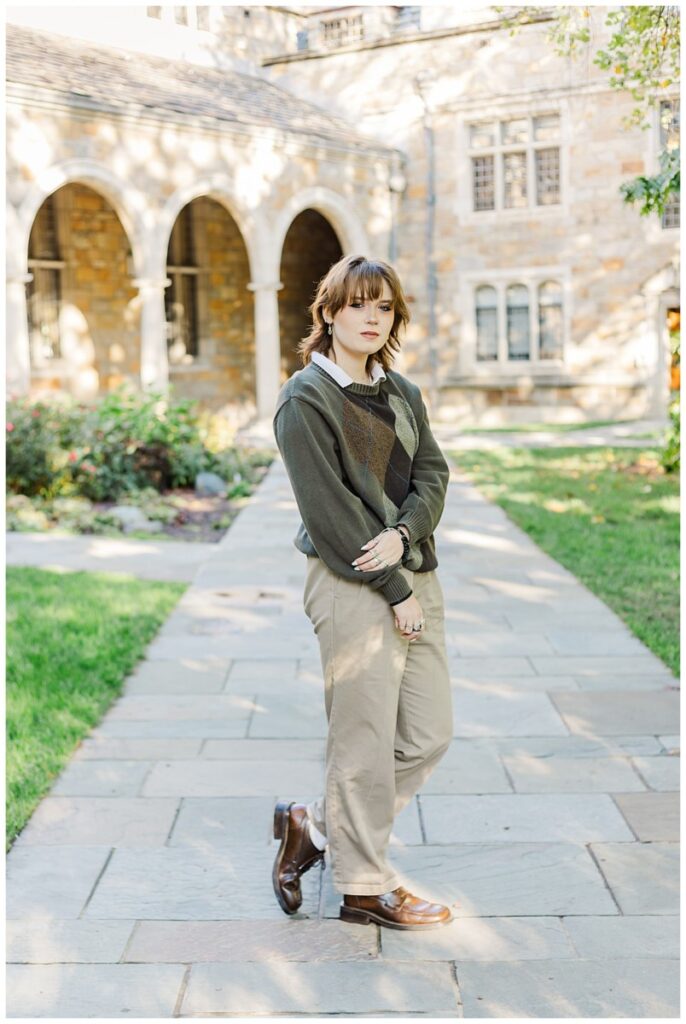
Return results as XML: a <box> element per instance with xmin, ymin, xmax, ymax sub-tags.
<box><xmin>272</xmin><ymin>254</ymin><xmax>453</xmax><ymax>930</ymax></box>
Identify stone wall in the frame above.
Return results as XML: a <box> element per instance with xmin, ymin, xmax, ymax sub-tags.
<box><xmin>264</xmin><ymin>10</ymin><xmax>679</xmax><ymax>423</ymax></box>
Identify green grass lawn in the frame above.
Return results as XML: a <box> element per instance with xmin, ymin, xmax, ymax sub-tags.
<box><xmin>6</xmin><ymin>567</ymin><xmax>187</xmax><ymax>849</ymax></box>
<box><xmin>448</xmin><ymin>446</ymin><xmax>679</xmax><ymax>676</ymax></box>
<box><xmin>458</xmin><ymin>418</ymin><xmax>659</xmax><ymax>435</ymax></box>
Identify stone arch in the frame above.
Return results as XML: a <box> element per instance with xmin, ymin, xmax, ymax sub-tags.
<box><xmin>273</xmin><ymin>189</ymin><xmax>371</xmax><ymax>382</ymax></box>
<box><xmin>21</xmin><ymin>179</ymin><xmax>142</xmax><ymax>400</ymax></box>
<box><xmin>157</xmin><ymin>181</ymin><xmax>260</xmax><ymax>419</ymax></box>
<box><xmin>271</xmin><ymin>186</ymin><xmax>370</xmax><ymax>271</ymax></box>
<box><xmin>156</xmin><ymin>177</ymin><xmax>261</xmax><ymax>282</ymax></box>
<box><xmin>16</xmin><ymin>159</ymin><xmax>145</xmax><ymax>278</ymax></box>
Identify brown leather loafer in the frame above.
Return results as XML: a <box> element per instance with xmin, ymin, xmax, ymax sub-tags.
<box><xmin>272</xmin><ymin>800</ymin><xmax>325</xmax><ymax>914</ymax></box>
<box><xmin>340</xmin><ymin>885</ymin><xmax>453</xmax><ymax>929</ymax></box>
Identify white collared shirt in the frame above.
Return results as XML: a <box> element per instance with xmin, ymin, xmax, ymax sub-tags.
<box><xmin>312</xmin><ymin>349</ymin><xmax>386</xmax><ymax>387</ymax></box>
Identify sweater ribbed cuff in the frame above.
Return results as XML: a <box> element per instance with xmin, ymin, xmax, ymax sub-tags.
<box><xmin>380</xmin><ymin>570</ymin><xmax>413</xmax><ymax>606</ymax></box>
<box><xmin>396</xmin><ymin>505</ymin><xmax>431</xmax><ymax>545</ymax></box>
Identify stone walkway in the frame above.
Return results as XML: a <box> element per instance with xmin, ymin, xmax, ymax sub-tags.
<box><xmin>6</xmin><ymin>532</ymin><xmax>217</xmax><ymax>582</ymax></box>
<box><xmin>7</xmin><ymin>454</ymin><xmax>680</xmax><ymax>1017</ymax></box>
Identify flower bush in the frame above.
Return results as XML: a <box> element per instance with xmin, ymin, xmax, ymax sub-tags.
<box><xmin>6</xmin><ymin>384</ymin><xmax>271</xmax><ymax>502</ymax></box>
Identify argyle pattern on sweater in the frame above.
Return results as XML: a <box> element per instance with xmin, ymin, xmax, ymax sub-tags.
<box><xmin>273</xmin><ymin>359</ymin><xmax>450</xmax><ymax>606</ymax></box>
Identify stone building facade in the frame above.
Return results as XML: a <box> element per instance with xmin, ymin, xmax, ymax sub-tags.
<box><xmin>5</xmin><ymin>5</ymin><xmax>680</xmax><ymax>426</ymax></box>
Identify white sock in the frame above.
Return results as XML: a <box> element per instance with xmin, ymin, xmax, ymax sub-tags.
<box><xmin>308</xmin><ymin>819</ymin><xmax>328</xmax><ymax>850</ymax></box>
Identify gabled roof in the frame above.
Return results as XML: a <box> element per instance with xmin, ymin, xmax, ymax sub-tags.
<box><xmin>6</xmin><ymin>23</ymin><xmax>391</xmax><ymax>153</ymax></box>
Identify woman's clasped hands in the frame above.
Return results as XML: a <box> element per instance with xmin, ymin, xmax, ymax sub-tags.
<box><xmin>350</xmin><ymin>527</ymin><xmax>425</xmax><ymax>643</ymax></box>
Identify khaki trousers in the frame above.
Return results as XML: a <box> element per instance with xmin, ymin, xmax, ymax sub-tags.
<box><xmin>302</xmin><ymin>554</ymin><xmax>453</xmax><ymax>896</ymax></box>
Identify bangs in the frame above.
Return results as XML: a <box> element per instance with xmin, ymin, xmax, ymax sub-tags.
<box><xmin>338</xmin><ymin>262</ymin><xmax>396</xmax><ymax>305</ymax></box>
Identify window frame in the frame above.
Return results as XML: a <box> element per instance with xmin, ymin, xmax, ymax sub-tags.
<box><xmin>146</xmin><ymin>5</ymin><xmax>214</xmax><ymax>32</ymax></box>
<box><xmin>319</xmin><ymin>13</ymin><xmax>364</xmax><ymax>49</ymax></box>
<box><xmin>458</xmin><ymin>266</ymin><xmax>571</xmax><ymax>376</ymax></box>
<box><xmin>642</xmin><ymin>92</ymin><xmax>680</xmax><ymax>242</ymax></box>
<box><xmin>165</xmin><ymin>201</ymin><xmax>211</xmax><ymax>371</ymax></box>
<box><xmin>26</xmin><ymin>191</ymin><xmax>69</xmax><ymax>373</ymax></box>
<box><xmin>658</xmin><ymin>96</ymin><xmax>680</xmax><ymax>232</ymax></box>
<box><xmin>456</xmin><ymin>98</ymin><xmax>570</xmax><ymax>225</ymax></box>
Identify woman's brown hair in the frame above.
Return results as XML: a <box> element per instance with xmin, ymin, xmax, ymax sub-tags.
<box><xmin>297</xmin><ymin>254</ymin><xmax>411</xmax><ymax>375</ymax></box>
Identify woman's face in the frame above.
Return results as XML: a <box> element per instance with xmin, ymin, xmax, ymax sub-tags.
<box><xmin>326</xmin><ymin>280</ymin><xmax>395</xmax><ymax>358</ymax></box>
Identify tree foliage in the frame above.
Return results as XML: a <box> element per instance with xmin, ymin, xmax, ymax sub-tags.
<box><xmin>494</xmin><ymin>5</ymin><xmax>680</xmax><ymax>215</ymax></box>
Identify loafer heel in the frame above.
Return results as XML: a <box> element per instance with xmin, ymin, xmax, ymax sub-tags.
<box><xmin>273</xmin><ymin>800</ymin><xmax>290</xmax><ymax>840</ymax></box>
<box><xmin>340</xmin><ymin>905</ymin><xmax>371</xmax><ymax>925</ymax></box>
<box><xmin>272</xmin><ymin>801</ymin><xmax>325</xmax><ymax>915</ymax></box>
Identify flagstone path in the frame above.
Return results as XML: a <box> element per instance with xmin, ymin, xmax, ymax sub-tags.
<box><xmin>6</xmin><ymin>451</ymin><xmax>679</xmax><ymax>1017</ymax></box>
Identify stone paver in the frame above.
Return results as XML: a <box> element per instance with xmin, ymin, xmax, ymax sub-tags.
<box><xmin>611</xmin><ymin>791</ymin><xmax>680</xmax><ymax>841</ymax></box>
<box><xmin>6</xmin><ymin>531</ymin><xmax>215</xmax><ymax>581</ymax></box>
<box><xmin>589</xmin><ymin>842</ymin><xmax>679</xmax><ymax>914</ymax></box>
<box><xmin>12</xmin><ymin>796</ymin><xmax>179</xmax><ymax>847</ymax></box>
<box><xmin>181</xmin><ymin>961</ymin><xmax>460</xmax><ymax>1015</ymax></box>
<box><xmin>456</xmin><ymin>958</ymin><xmax>679</xmax><ymax>1017</ymax></box>
<box><xmin>322</xmin><ymin>841</ymin><xmax>620</xmax><ymax>918</ymax></box>
<box><xmin>420</xmin><ymin>793</ymin><xmax>634</xmax><ymax>843</ymax></box>
<box><xmin>7</xmin><ymin>920</ymin><xmax>135</xmax><ymax>963</ymax></box>
<box><xmin>550</xmin><ymin>690</ymin><xmax>680</xmax><ymax>736</ymax></box>
<box><xmin>125</xmin><ymin>919</ymin><xmax>377</xmax><ymax>962</ymax></box>
<box><xmin>7</xmin><ymin>454</ymin><xmax>679</xmax><ymax>1017</ymax></box>
<box><xmin>6</xmin><ymin>964</ymin><xmax>185</xmax><ymax>1018</ymax></box>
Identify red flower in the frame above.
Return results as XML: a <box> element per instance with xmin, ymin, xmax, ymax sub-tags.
<box><xmin>68</xmin><ymin>451</ymin><xmax>78</xmax><ymax>463</ymax></box>
<box><xmin>6</xmin><ymin>422</ymin><xmax>15</xmax><ymax>432</ymax></box>
<box><xmin>31</xmin><ymin>409</ymin><xmax>41</xmax><ymax>418</ymax></box>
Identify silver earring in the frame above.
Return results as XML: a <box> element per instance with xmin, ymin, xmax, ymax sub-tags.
<box><xmin>327</xmin><ymin>322</ymin><xmax>332</xmax><ymax>335</ymax></box>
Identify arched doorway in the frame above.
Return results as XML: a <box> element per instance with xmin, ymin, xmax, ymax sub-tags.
<box><xmin>164</xmin><ymin>196</ymin><xmax>255</xmax><ymax>421</ymax></box>
<box><xmin>25</xmin><ymin>183</ymin><xmax>137</xmax><ymax>399</ymax></box>
<box><xmin>278</xmin><ymin>209</ymin><xmax>343</xmax><ymax>382</ymax></box>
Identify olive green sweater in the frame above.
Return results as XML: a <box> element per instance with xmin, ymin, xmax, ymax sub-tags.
<box><xmin>273</xmin><ymin>357</ymin><xmax>450</xmax><ymax>606</ymax></box>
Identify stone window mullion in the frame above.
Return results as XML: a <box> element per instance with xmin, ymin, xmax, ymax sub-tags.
<box><xmin>194</xmin><ymin>200</ymin><xmax>211</xmax><ymax>360</ymax></box>
<box><xmin>529</xmin><ymin>281</ymin><xmax>538</xmax><ymax>362</ymax></box>
<box><xmin>497</xmin><ymin>282</ymin><xmax>507</xmax><ymax>363</ymax></box>
<box><xmin>527</xmin><ymin>116</ymin><xmax>535</xmax><ymax>210</ymax></box>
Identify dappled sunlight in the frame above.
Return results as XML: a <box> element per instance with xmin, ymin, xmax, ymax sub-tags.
<box><xmin>183</xmin><ymin>606</ymin><xmax>299</xmax><ymax>634</ymax></box>
<box><xmin>163</xmin><ymin>657</ymin><xmax>229</xmax><ymax>675</ymax></box>
<box><xmin>449</xmin><ymin>677</ymin><xmax>541</xmax><ymax>699</ymax></box>
<box><xmin>441</xmin><ymin>526</ymin><xmax>527</xmax><ymax>554</ymax></box>
<box><xmin>8</xmin><ymin>113</ymin><xmax>54</xmax><ymax>176</ymax></box>
<box><xmin>73</xmin><ymin>537</ymin><xmax>178</xmax><ymax>557</ymax></box>
<box><xmin>542</xmin><ymin>496</ymin><xmax>592</xmax><ymax>515</ymax></box>
<box><xmin>503</xmin><ymin>753</ymin><xmax>555</xmax><ymax>778</ymax></box>
<box><xmin>30</xmin><ymin>563</ymin><xmax>82</xmax><ymax>578</ymax></box>
<box><xmin>647</xmin><ymin>494</ymin><xmax>679</xmax><ymax>514</ymax></box>
<box><xmin>471</xmin><ymin>578</ymin><xmax>557</xmax><ymax>602</ymax></box>
<box><xmin>5</xmin><ymin>7</ymin><xmax>680</xmax><ymax>1018</ymax></box>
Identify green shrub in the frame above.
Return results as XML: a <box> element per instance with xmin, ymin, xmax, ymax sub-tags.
<box><xmin>661</xmin><ymin>396</ymin><xmax>680</xmax><ymax>473</ymax></box>
<box><xmin>6</xmin><ymin>398</ymin><xmax>64</xmax><ymax>495</ymax></box>
<box><xmin>7</xmin><ymin>385</ymin><xmax>223</xmax><ymax>500</ymax></box>
<box><xmin>71</xmin><ymin>387</ymin><xmax>209</xmax><ymax>499</ymax></box>
<box><xmin>660</xmin><ymin>327</ymin><xmax>680</xmax><ymax>474</ymax></box>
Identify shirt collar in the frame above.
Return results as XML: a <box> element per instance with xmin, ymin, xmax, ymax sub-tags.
<box><xmin>311</xmin><ymin>349</ymin><xmax>386</xmax><ymax>387</ymax></box>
